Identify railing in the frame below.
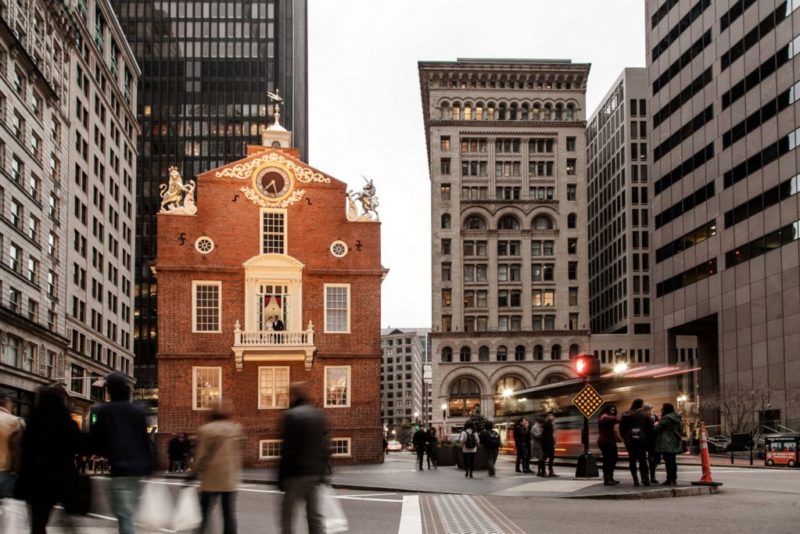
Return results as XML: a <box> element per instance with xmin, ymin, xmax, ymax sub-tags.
<box><xmin>233</xmin><ymin>320</ymin><xmax>315</xmax><ymax>347</ymax></box>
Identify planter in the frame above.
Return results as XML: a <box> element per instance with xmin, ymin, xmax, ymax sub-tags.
<box><xmin>454</xmin><ymin>446</ymin><xmax>489</xmax><ymax>470</ymax></box>
<box><xmin>436</xmin><ymin>445</ymin><xmax>457</xmax><ymax>467</ymax></box>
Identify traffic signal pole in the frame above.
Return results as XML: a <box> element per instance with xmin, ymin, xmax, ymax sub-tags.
<box><xmin>575</xmin><ymin>374</ymin><xmax>600</xmax><ymax>479</ymax></box>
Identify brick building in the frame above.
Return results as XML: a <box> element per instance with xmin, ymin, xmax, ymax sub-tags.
<box><xmin>153</xmin><ymin>116</ymin><xmax>384</xmax><ymax>466</ymax></box>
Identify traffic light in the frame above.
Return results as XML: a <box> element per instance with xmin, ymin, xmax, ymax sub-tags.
<box><xmin>573</xmin><ymin>354</ymin><xmax>597</xmax><ymax>378</ymax></box>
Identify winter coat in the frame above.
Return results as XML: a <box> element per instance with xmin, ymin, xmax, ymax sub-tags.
<box><xmin>540</xmin><ymin>420</ymin><xmax>555</xmax><ymax>447</ymax></box>
<box><xmin>459</xmin><ymin>429</ymin><xmax>478</xmax><ymax>453</ymax></box>
<box><xmin>412</xmin><ymin>429</ymin><xmax>428</xmax><ymax>450</ymax></box>
<box><xmin>530</xmin><ymin>422</ymin><xmax>544</xmax><ymax>459</ymax></box>
<box><xmin>619</xmin><ymin>409</ymin><xmax>649</xmax><ymax>449</ymax></box>
<box><xmin>513</xmin><ymin>424</ymin><xmax>527</xmax><ymax>447</ymax></box>
<box><xmin>194</xmin><ymin>420</ymin><xmax>243</xmax><ymax>492</ymax></box>
<box><xmin>0</xmin><ymin>407</ymin><xmax>23</xmax><ymax>473</ymax></box>
<box><xmin>655</xmin><ymin>412</ymin><xmax>683</xmax><ymax>454</ymax></box>
<box><xmin>278</xmin><ymin>400</ymin><xmax>330</xmax><ymax>487</ymax></box>
<box><xmin>597</xmin><ymin>413</ymin><xmax>620</xmax><ymax>445</ymax></box>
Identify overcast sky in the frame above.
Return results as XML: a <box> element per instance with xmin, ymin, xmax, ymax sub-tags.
<box><xmin>306</xmin><ymin>0</ymin><xmax>646</xmax><ymax>329</ymax></box>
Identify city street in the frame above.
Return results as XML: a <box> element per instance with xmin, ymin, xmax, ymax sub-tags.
<box><xmin>20</xmin><ymin>453</ymin><xmax>800</xmax><ymax>533</ymax></box>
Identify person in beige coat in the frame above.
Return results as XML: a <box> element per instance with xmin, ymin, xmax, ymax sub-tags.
<box><xmin>193</xmin><ymin>402</ymin><xmax>242</xmax><ymax>534</ymax></box>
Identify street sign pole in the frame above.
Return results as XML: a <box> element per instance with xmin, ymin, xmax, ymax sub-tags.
<box><xmin>574</xmin><ymin>377</ymin><xmax>600</xmax><ymax>479</ymax></box>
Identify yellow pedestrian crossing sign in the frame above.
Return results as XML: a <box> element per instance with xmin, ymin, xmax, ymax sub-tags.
<box><xmin>572</xmin><ymin>383</ymin><xmax>604</xmax><ymax>419</ymax></box>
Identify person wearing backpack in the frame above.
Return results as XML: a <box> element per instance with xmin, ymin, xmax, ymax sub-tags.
<box><xmin>513</xmin><ymin>419</ymin><xmax>530</xmax><ymax>473</ymax></box>
<box><xmin>619</xmin><ymin>399</ymin><xmax>650</xmax><ymax>486</ymax></box>
<box><xmin>479</xmin><ymin>422</ymin><xmax>501</xmax><ymax>477</ymax></box>
<box><xmin>458</xmin><ymin>421</ymin><xmax>478</xmax><ymax>478</ymax></box>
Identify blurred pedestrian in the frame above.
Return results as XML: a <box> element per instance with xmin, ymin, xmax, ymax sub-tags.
<box><xmin>479</xmin><ymin>421</ymin><xmax>501</xmax><ymax>477</ymax></box>
<box><xmin>530</xmin><ymin>418</ymin><xmax>545</xmax><ymax>476</ymax></box>
<box><xmin>412</xmin><ymin>425</ymin><xmax>428</xmax><ymax>471</ymax></box>
<box><xmin>425</xmin><ymin>428</ymin><xmax>438</xmax><ymax>470</ymax></box>
<box><xmin>458</xmin><ymin>421</ymin><xmax>478</xmax><ymax>479</ymax></box>
<box><xmin>513</xmin><ymin>418</ymin><xmax>529</xmax><ymax>473</ymax></box>
<box><xmin>655</xmin><ymin>403</ymin><xmax>683</xmax><ymax>486</ymax></box>
<box><xmin>91</xmin><ymin>372</ymin><xmax>154</xmax><ymax>534</ymax></box>
<box><xmin>597</xmin><ymin>404</ymin><xmax>621</xmax><ymax>485</ymax></box>
<box><xmin>539</xmin><ymin>413</ymin><xmax>557</xmax><ymax>477</ymax></box>
<box><xmin>642</xmin><ymin>403</ymin><xmax>661</xmax><ymax>483</ymax></box>
<box><xmin>620</xmin><ymin>399</ymin><xmax>649</xmax><ymax>486</ymax></box>
<box><xmin>16</xmin><ymin>386</ymin><xmax>82</xmax><ymax>534</ymax></box>
<box><xmin>193</xmin><ymin>401</ymin><xmax>242</xmax><ymax>534</ymax></box>
<box><xmin>0</xmin><ymin>394</ymin><xmax>23</xmax><ymax>499</ymax></box>
<box><xmin>278</xmin><ymin>382</ymin><xmax>329</xmax><ymax>534</ymax></box>
<box><xmin>168</xmin><ymin>434</ymin><xmax>184</xmax><ymax>472</ymax></box>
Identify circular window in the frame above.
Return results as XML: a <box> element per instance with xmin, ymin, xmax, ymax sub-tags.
<box><xmin>330</xmin><ymin>241</ymin><xmax>348</xmax><ymax>258</ymax></box>
<box><xmin>195</xmin><ymin>237</ymin><xmax>215</xmax><ymax>254</ymax></box>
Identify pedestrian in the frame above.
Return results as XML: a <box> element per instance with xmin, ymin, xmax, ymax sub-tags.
<box><xmin>91</xmin><ymin>372</ymin><xmax>155</xmax><ymax>534</ymax></box>
<box><xmin>479</xmin><ymin>422</ymin><xmax>501</xmax><ymax>477</ymax></box>
<box><xmin>426</xmin><ymin>428</ymin><xmax>439</xmax><ymax>470</ymax></box>
<box><xmin>383</xmin><ymin>437</ymin><xmax>388</xmax><ymax>455</ymax></box>
<box><xmin>530</xmin><ymin>418</ymin><xmax>545</xmax><ymax>476</ymax></box>
<box><xmin>278</xmin><ymin>382</ymin><xmax>329</xmax><ymax>534</ymax></box>
<box><xmin>642</xmin><ymin>403</ymin><xmax>661</xmax><ymax>483</ymax></box>
<box><xmin>513</xmin><ymin>418</ymin><xmax>529</xmax><ymax>473</ymax></box>
<box><xmin>597</xmin><ymin>404</ymin><xmax>621</xmax><ymax>485</ymax></box>
<box><xmin>16</xmin><ymin>386</ymin><xmax>82</xmax><ymax>534</ymax></box>
<box><xmin>193</xmin><ymin>401</ymin><xmax>242</xmax><ymax>534</ymax></box>
<box><xmin>168</xmin><ymin>434</ymin><xmax>184</xmax><ymax>472</ymax></box>
<box><xmin>412</xmin><ymin>425</ymin><xmax>428</xmax><ymax>471</ymax></box>
<box><xmin>654</xmin><ymin>403</ymin><xmax>683</xmax><ymax>486</ymax></box>
<box><xmin>539</xmin><ymin>412</ymin><xmax>558</xmax><ymax>477</ymax></box>
<box><xmin>619</xmin><ymin>398</ymin><xmax>650</xmax><ymax>486</ymax></box>
<box><xmin>0</xmin><ymin>394</ymin><xmax>23</xmax><ymax>501</ymax></box>
<box><xmin>458</xmin><ymin>421</ymin><xmax>478</xmax><ymax>478</ymax></box>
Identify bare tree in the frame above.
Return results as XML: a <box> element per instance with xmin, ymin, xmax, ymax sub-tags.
<box><xmin>705</xmin><ymin>383</ymin><xmax>772</xmax><ymax>435</ymax></box>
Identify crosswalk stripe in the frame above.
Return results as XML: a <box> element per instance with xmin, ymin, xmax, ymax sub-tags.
<box><xmin>398</xmin><ymin>495</ymin><xmax>423</xmax><ymax>534</ymax></box>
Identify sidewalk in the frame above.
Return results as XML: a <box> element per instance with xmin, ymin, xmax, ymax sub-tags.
<box><xmin>164</xmin><ymin>453</ymin><xmax>722</xmax><ymax>499</ymax></box>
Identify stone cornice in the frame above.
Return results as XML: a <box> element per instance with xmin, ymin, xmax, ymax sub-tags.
<box><xmin>430</xmin><ymin>329</ymin><xmax>590</xmax><ymax>339</ymax></box>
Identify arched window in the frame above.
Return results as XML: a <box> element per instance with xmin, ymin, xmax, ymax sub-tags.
<box><xmin>464</xmin><ymin>215</ymin><xmax>486</xmax><ymax>230</ymax></box>
<box><xmin>551</xmin><ymin>344</ymin><xmax>562</xmax><ymax>360</ymax></box>
<box><xmin>448</xmin><ymin>377</ymin><xmax>481</xmax><ymax>417</ymax></box>
<box><xmin>569</xmin><ymin>344</ymin><xmax>580</xmax><ymax>358</ymax></box>
<box><xmin>533</xmin><ymin>345</ymin><xmax>544</xmax><ymax>360</ymax></box>
<box><xmin>542</xmin><ymin>374</ymin><xmax>568</xmax><ymax>385</ymax></box>
<box><xmin>567</xmin><ymin>213</ymin><xmax>577</xmax><ymax>228</ymax></box>
<box><xmin>533</xmin><ymin>215</ymin><xmax>554</xmax><ymax>230</ymax></box>
<box><xmin>460</xmin><ymin>347</ymin><xmax>472</xmax><ymax>362</ymax></box>
<box><xmin>487</xmin><ymin>102</ymin><xmax>496</xmax><ymax>120</ymax></box>
<box><xmin>464</xmin><ymin>105</ymin><xmax>472</xmax><ymax>121</ymax></box>
<box><xmin>554</xmin><ymin>104</ymin><xmax>563</xmax><ymax>121</ymax></box>
<box><xmin>496</xmin><ymin>346</ymin><xmax>508</xmax><ymax>361</ymax></box>
<box><xmin>531</xmin><ymin>104</ymin><xmax>541</xmax><ymax>120</ymax></box>
<box><xmin>566</xmin><ymin>104</ymin><xmax>575</xmax><ymax>121</ymax></box>
<box><xmin>498</xmin><ymin>102</ymin><xmax>507</xmax><ymax>120</ymax></box>
<box><xmin>441</xmin><ymin>213</ymin><xmax>451</xmax><ymax>229</ymax></box>
<box><xmin>498</xmin><ymin>215</ymin><xmax>520</xmax><ymax>230</ymax></box>
<box><xmin>495</xmin><ymin>375</ymin><xmax>525</xmax><ymax>416</ymax></box>
<box><xmin>478</xmin><ymin>346</ymin><xmax>490</xmax><ymax>362</ymax></box>
<box><xmin>542</xmin><ymin>104</ymin><xmax>551</xmax><ymax>121</ymax></box>
<box><xmin>441</xmin><ymin>347</ymin><xmax>453</xmax><ymax>362</ymax></box>
<box><xmin>515</xmin><ymin>345</ymin><xmax>525</xmax><ymax>361</ymax></box>
<box><xmin>439</xmin><ymin>103</ymin><xmax>450</xmax><ymax>120</ymax></box>
<box><xmin>509</xmin><ymin>103</ymin><xmax>518</xmax><ymax>120</ymax></box>
<box><xmin>521</xmin><ymin>104</ymin><xmax>530</xmax><ymax>120</ymax></box>
<box><xmin>451</xmin><ymin>105</ymin><xmax>461</xmax><ymax>120</ymax></box>
<box><xmin>475</xmin><ymin>102</ymin><xmax>484</xmax><ymax>120</ymax></box>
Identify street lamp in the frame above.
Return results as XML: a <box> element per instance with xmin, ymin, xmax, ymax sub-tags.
<box><xmin>613</xmin><ymin>361</ymin><xmax>628</xmax><ymax>374</ymax></box>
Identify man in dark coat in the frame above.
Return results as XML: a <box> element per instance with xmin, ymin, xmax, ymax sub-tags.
<box><xmin>619</xmin><ymin>398</ymin><xmax>650</xmax><ymax>486</ymax></box>
<box><xmin>278</xmin><ymin>382</ymin><xmax>329</xmax><ymax>534</ymax></box>
<box><xmin>412</xmin><ymin>426</ymin><xmax>428</xmax><ymax>470</ymax></box>
<box><xmin>539</xmin><ymin>413</ymin><xmax>558</xmax><ymax>477</ymax></box>
<box><xmin>91</xmin><ymin>372</ymin><xmax>154</xmax><ymax>534</ymax></box>
<box><xmin>513</xmin><ymin>419</ymin><xmax>530</xmax><ymax>473</ymax></box>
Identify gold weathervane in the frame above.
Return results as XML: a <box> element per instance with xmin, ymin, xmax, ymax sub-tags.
<box><xmin>267</xmin><ymin>89</ymin><xmax>283</xmax><ymax>126</ymax></box>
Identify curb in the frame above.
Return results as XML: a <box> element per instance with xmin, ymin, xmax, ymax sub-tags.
<box><xmin>567</xmin><ymin>485</ymin><xmax>721</xmax><ymax>500</ymax></box>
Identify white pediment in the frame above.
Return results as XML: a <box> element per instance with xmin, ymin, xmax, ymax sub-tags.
<box><xmin>243</xmin><ymin>254</ymin><xmax>305</xmax><ymax>282</ymax></box>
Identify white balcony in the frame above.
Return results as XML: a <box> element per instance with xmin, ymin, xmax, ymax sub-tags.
<box><xmin>232</xmin><ymin>320</ymin><xmax>316</xmax><ymax>371</ymax></box>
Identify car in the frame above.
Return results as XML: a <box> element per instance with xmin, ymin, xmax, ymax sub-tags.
<box><xmin>386</xmin><ymin>440</ymin><xmax>403</xmax><ymax>451</ymax></box>
<box><xmin>706</xmin><ymin>435</ymin><xmax>731</xmax><ymax>454</ymax></box>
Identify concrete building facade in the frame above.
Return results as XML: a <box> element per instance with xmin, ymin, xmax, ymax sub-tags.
<box><xmin>419</xmin><ymin>59</ymin><xmax>592</xmax><ymax>431</ymax></box>
<box><xmin>647</xmin><ymin>0</ymin><xmax>800</xmax><ymax>428</ymax></box>
<box><xmin>380</xmin><ymin>328</ymin><xmax>425</xmax><ymax>430</ymax></box>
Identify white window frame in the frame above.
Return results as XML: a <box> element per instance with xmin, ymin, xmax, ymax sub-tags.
<box><xmin>324</xmin><ymin>365</ymin><xmax>351</xmax><ymax>408</ymax></box>
<box><xmin>192</xmin><ymin>366</ymin><xmax>222</xmax><ymax>410</ymax></box>
<box><xmin>323</xmin><ymin>284</ymin><xmax>350</xmax><ymax>333</ymax></box>
<box><xmin>331</xmin><ymin>437</ymin><xmax>352</xmax><ymax>458</ymax></box>
<box><xmin>260</xmin><ymin>208</ymin><xmax>287</xmax><ymax>255</ymax></box>
<box><xmin>257</xmin><ymin>366</ymin><xmax>290</xmax><ymax>409</ymax></box>
<box><xmin>259</xmin><ymin>439</ymin><xmax>282</xmax><ymax>459</ymax></box>
<box><xmin>192</xmin><ymin>280</ymin><xmax>222</xmax><ymax>333</ymax></box>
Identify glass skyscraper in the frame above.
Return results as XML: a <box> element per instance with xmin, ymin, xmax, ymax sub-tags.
<box><xmin>111</xmin><ymin>0</ymin><xmax>308</xmax><ymax>396</ymax></box>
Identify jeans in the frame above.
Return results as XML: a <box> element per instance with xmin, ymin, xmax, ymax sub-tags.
<box><xmin>281</xmin><ymin>476</ymin><xmax>323</xmax><ymax>534</ymax></box>
<box><xmin>515</xmin><ymin>444</ymin><xmax>529</xmax><ymax>472</ymax></box>
<box><xmin>463</xmin><ymin>452</ymin><xmax>475</xmax><ymax>476</ymax></box>
<box><xmin>662</xmin><ymin>452</ymin><xmax>678</xmax><ymax>482</ymax></box>
<box><xmin>648</xmin><ymin>449</ymin><xmax>662</xmax><ymax>480</ymax></box>
<box><xmin>626</xmin><ymin>445</ymin><xmax>649</xmax><ymax>484</ymax></box>
<box><xmin>108</xmin><ymin>476</ymin><xmax>141</xmax><ymax>534</ymax></box>
<box><xmin>598</xmin><ymin>442</ymin><xmax>618</xmax><ymax>481</ymax></box>
<box><xmin>539</xmin><ymin>445</ymin><xmax>555</xmax><ymax>474</ymax></box>
<box><xmin>486</xmin><ymin>449</ymin><xmax>499</xmax><ymax>476</ymax></box>
<box><xmin>0</xmin><ymin>471</ymin><xmax>15</xmax><ymax>499</ymax></box>
<box><xmin>201</xmin><ymin>491</ymin><xmax>237</xmax><ymax>534</ymax></box>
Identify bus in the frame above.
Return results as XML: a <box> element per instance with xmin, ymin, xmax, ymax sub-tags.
<box><xmin>502</xmin><ymin>365</ymin><xmax>699</xmax><ymax>457</ymax></box>
<box><xmin>764</xmin><ymin>435</ymin><xmax>799</xmax><ymax>467</ymax></box>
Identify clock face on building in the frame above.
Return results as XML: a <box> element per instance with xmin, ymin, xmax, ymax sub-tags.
<box><xmin>255</xmin><ymin>167</ymin><xmax>291</xmax><ymax>200</ymax></box>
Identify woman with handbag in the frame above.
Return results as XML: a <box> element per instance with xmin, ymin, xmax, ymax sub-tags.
<box><xmin>16</xmin><ymin>385</ymin><xmax>84</xmax><ymax>534</ymax></box>
<box><xmin>654</xmin><ymin>403</ymin><xmax>683</xmax><ymax>486</ymax></box>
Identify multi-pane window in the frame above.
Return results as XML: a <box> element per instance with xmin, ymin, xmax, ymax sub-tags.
<box><xmin>193</xmin><ymin>367</ymin><xmax>221</xmax><ymax>410</ymax></box>
<box><xmin>261</xmin><ymin>210</ymin><xmax>285</xmax><ymax>254</ymax></box>
<box><xmin>8</xmin><ymin>243</ymin><xmax>21</xmax><ymax>272</ymax></box>
<box><xmin>258</xmin><ymin>367</ymin><xmax>289</xmax><ymax>409</ymax></box>
<box><xmin>325</xmin><ymin>284</ymin><xmax>350</xmax><ymax>333</ymax></box>
<box><xmin>325</xmin><ymin>366</ymin><xmax>351</xmax><ymax>407</ymax></box>
<box><xmin>532</xmin><ymin>289</ymin><xmax>555</xmax><ymax>307</ymax></box>
<box><xmin>259</xmin><ymin>440</ymin><xmax>282</xmax><ymax>459</ymax></box>
<box><xmin>331</xmin><ymin>438</ymin><xmax>351</xmax><ymax>457</ymax></box>
<box><xmin>192</xmin><ymin>281</ymin><xmax>221</xmax><ymax>332</ymax></box>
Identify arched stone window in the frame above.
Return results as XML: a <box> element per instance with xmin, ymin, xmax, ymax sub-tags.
<box><xmin>498</xmin><ymin>215</ymin><xmax>520</xmax><ymax>230</ymax></box>
<box><xmin>554</xmin><ymin>103</ymin><xmax>563</xmax><ymax>121</ymax></box>
<box><xmin>532</xmin><ymin>215</ymin><xmax>554</xmax><ymax>230</ymax></box>
<box><xmin>497</xmin><ymin>345</ymin><xmax>508</xmax><ymax>361</ymax></box>
<box><xmin>478</xmin><ymin>346</ymin><xmax>490</xmax><ymax>362</ymax></box>
<box><xmin>487</xmin><ymin>102</ymin><xmax>496</xmax><ymax>120</ymax></box>
<box><xmin>531</xmin><ymin>104</ymin><xmax>541</xmax><ymax>120</ymax></box>
<box><xmin>441</xmin><ymin>347</ymin><xmax>453</xmax><ymax>362</ymax></box>
<box><xmin>533</xmin><ymin>345</ymin><xmax>544</xmax><ymax>360</ymax></box>
<box><xmin>464</xmin><ymin>215</ymin><xmax>486</xmax><ymax>230</ymax></box>
<box><xmin>542</xmin><ymin>104</ymin><xmax>552</xmax><ymax>121</ymax></box>
<box><xmin>521</xmin><ymin>103</ymin><xmax>530</xmax><ymax>120</ymax></box>
<box><xmin>451</xmin><ymin>104</ymin><xmax>461</xmax><ymax>120</ymax></box>
<box><xmin>515</xmin><ymin>345</ymin><xmax>525</xmax><ymax>361</ymax></box>
<box><xmin>567</xmin><ymin>213</ymin><xmax>577</xmax><ymax>229</ymax></box>
<box><xmin>551</xmin><ymin>344</ymin><xmax>562</xmax><ymax>360</ymax></box>
<box><xmin>509</xmin><ymin>103</ymin><xmax>518</xmax><ymax>120</ymax></box>
<box><xmin>441</xmin><ymin>213</ymin><xmax>451</xmax><ymax>229</ymax></box>
<box><xmin>495</xmin><ymin>375</ymin><xmax>525</xmax><ymax>416</ymax></box>
<box><xmin>498</xmin><ymin>102</ymin><xmax>507</xmax><ymax>120</ymax></box>
<box><xmin>569</xmin><ymin>344</ymin><xmax>580</xmax><ymax>358</ymax></box>
<box><xmin>448</xmin><ymin>377</ymin><xmax>481</xmax><ymax>417</ymax></box>
<box><xmin>460</xmin><ymin>346</ymin><xmax>472</xmax><ymax>362</ymax></box>
<box><xmin>566</xmin><ymin>104</ymin><xmax>575</xmax><ymax>121</ymax></box>
<box><xmin>464</xmin><ymin>105</ymin><xmax>472</xmax><ymax>121</ymax></box>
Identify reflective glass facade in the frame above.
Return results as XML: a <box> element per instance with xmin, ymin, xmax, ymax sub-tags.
<box><xmin>111</xmin><ymin>0</ymin><xmax>308</xmax><ymax>395</ymax></box>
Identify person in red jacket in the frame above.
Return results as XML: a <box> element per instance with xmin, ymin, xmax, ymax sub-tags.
<box><xmin>597</xmin><ymin>404</ymin><xmax>621</xmax><ymax>485</ymax></box>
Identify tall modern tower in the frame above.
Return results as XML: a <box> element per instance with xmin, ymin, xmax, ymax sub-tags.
<box><xmin>111</xmin><ymin>0</ymin><xmax>308</xmax><ymax>397</ymax></box>
<box><xmin>647</xmin><ymin>0</ymin><xmax>800</xmax><ymax>428</ymax></box>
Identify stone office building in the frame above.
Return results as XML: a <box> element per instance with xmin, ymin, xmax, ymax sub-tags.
<box><xmin>380</xmin><ymin>328</ymin><xmax>425</xmax><ymax>430</ymax></box>
<box><xmin>154</xmin><ymin>116</ymin><xmax>384</xmax><ymax>465</ymax></box>
<box><xmin>419</xmin><ymin>59</ymin><xmax>592</xmax><ymax>430</ymax></box>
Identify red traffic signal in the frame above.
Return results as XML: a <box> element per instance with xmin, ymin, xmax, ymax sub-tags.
<box><xmin>573</xmin><ymin>354</ymin><xmax>596</xmax><ymax>378</ymax></box>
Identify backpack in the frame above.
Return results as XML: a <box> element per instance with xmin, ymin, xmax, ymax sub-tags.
<box><xmin>628</xmin><ymin>426</ymin><xmax>643</xmax><ymax>442</ymax></box>
<box><xmin>464</xmin><ymin>430</ymin><xmax>477</xmax><ymax>449</ymax></box>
